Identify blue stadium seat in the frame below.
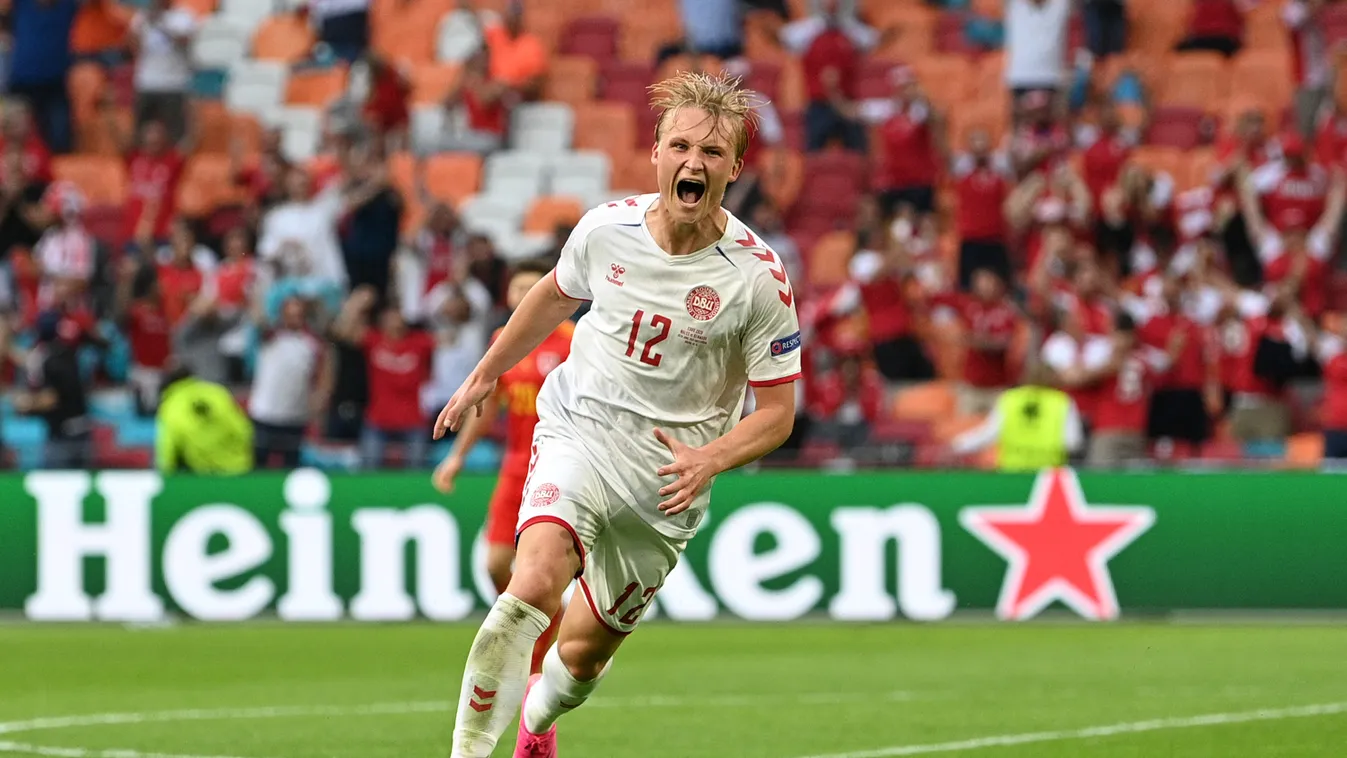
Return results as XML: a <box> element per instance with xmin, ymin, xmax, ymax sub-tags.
<box><xmin>115</xmin><ymin>417</ymin><xmax>159</xmax><ymax>448</ymax></box>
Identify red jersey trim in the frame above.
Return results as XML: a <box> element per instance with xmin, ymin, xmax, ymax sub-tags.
<box><xmin>749</xmin><ymin>372</ymin><xmax>802</xmax><ymax>388</ymax></box>
<box><xmin>551</xmin><ymin>271</ymin><xmax>590</xmax><ymax>302</ymax></box>
<box><xmin>578</xmin><ymin>577</ymin><xmax>634</xmax><ymax>637</ymax></box>
<box><xmin>516</xmin><ymin>515</ymin><xmax>586</xmax><ymax>578</ymax></box>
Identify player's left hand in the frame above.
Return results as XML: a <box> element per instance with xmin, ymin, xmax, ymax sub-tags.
<box><xmin>654</xmin><ymin>428</ymin><xmax>717</xmax><ymax>515</ymax></box>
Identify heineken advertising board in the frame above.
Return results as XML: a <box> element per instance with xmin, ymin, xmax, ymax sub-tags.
<box><xmin>2</xmin><ymin>468</ymin><xmax>1345</xmax><ymax>624</ymax></box>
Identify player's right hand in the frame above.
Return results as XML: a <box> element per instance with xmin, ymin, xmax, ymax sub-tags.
<box><xmin>432</xmin><ymin>455</ymin><xmax>463</xmax><ymax>494</ymax></box>
<box><xmin>433</xmin><ymin>372</ymin><xmax>496</xmax><ymax>439</ymax></box>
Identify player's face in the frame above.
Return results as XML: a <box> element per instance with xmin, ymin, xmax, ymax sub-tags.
<box><xmin>652</xmin><ymin>107</ymin><xmax>742</xmax><ymax>225</ymax></box>
<box><xmin>507</xmin><ymin>271</ymin><xmax>543</xmax><ymax>311</ymax></box>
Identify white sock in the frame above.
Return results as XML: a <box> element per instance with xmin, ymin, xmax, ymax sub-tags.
<box><xmin>450</xmin><ymin>593</ymin><xmax>552</xmax><ymax>758</ymax></box>
<box><xmin>522</xmin><ymin>643</ymin><xmax>612</xmax><ymax>735</ymax></box>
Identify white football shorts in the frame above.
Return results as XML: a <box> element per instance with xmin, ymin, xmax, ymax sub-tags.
<box><xmin>515</xmin><ymin>434</ymin><xmax>687</xmax><ymax>635</ymax></box>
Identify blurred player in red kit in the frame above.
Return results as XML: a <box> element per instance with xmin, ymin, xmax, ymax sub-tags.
<box><xmin>432</xmin><ymin>259</ymin><xmax>573</xmax><ymax>674</ymax></box>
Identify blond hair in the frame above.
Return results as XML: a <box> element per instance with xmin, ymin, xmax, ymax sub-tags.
<box><xmin>649</xmin><ymin>71</ymin><xmax>762</xmax><ymax>161</ymax></box>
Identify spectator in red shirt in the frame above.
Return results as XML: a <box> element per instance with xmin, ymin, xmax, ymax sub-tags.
<box><xmin>1009</xmin><ymin>90</ymin><xmax>1072</xmax><ymax>178</ymax></box>
<box><xmin>1068</xmin><ymin>313</ymin><xmax>1171</xmax><ymax>467</ymax></box>
<box><xmin>807</xmin><ymin>350</ymin><xmax>885</xmax><ymax>451</ymax></box>
<box><xmin>873</xmin><ymin>66</ymin><xmax>944</xmax><ymax>218</ymax></box>
<box><xmin>442</xmin><ymin>50</ymin><xmax>509</xmax><ymax>154</ymax></box>
<box><xmin>1079</xmin><ymin>101</ymin><xmax>1138</xmax><ymax>208</ymax></box>
<box><xmin>333</xmin><ymin>286</ymin><xmax>436</xmax><ymax>468</ymax></box>
<box><xmin>845</xmin><ymin>229</ymin><xmax>935</xmax><ymax>383</ymax></box>
<box><xmin>1319</xmin><ymin>321</ymin><xmax>1347</xmax><ymax>460</ymax></box>
<box><xmin>113</xmin><ymin>257</ymin><xmax>171</xmax><ymax>414</ymax></box>
<box><xmin>1098</xmin><ymin>163</ymin><xmax>1174</xmax><ymax>277</ymax></box>
<box><xmin>1139</xmin><ymin>275</ymin><xmax>1218</xmax><ymax>452</ymax></box>
<box><xmin>1177</xmin><ymin>0</ymin><xmax>1252</xmax><ymax>57</ymax></box>
<box><xmin>154</xmin><ymin>219</ymin><xmax>209</xmax><ymax>327</ymax></box>
<box><xmin>114</xmin><ymin>117</ymin><xmax>186</xmax><ymax>249</ymax></box>
<box><xmin>934</xmin><ymin>268</ymin><xmax>1023</xmax><ymax>415</ymax></box>
<box><xmin>0</xmin><ymin>103</ymin><xmax>53</xmax><ymax>182</ymax></box>
<box><xmin>953</xmin><ymin>128</ymin><xmax>1012</xmax><ymax>288</ymax></box>
<box><xmin>362</xmin><ymin>54</ymin><xmax>411</xmax><ymax>150</ymax></box>
<box><xmin>230</xmin><ymin>129</ymin><xmax>290</xmax><ymax>226</ymax></box>
<box><xmin>1247</xmin><ymin>132</ymin><xmax>1343</xmax><ymax>236</ymax></box>
<box><xmin>1216</xmin><ymin>292</ymin><xmax>1313</xmax><ymax>455</ymax></box>
<box><xmin>207</xmin><ymin>226</ymin><xmax>255</xmax><ymax>316</ymax></box>
<box><xmin>783</xmin><ymin>0</ymin><xmax>868</xmax><ymax>152</ymax></box>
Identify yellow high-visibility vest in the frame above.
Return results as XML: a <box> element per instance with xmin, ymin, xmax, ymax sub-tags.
<box><xmin>995</xmin><ymin>385</ymin><xmax>1070</xmax><ymax>472</ymax></box>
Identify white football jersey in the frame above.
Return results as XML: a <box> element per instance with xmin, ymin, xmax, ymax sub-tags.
<box><xmin>535</xmin><ymin>194</ymin><xmax>802</xmax><ymax>538</ymax></box>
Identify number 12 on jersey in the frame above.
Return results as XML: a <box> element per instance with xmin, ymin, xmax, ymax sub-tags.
<box><xmin>625</xmin><ymin>309</ymin><xmax>671</xmax><ymax>367</ymax></box>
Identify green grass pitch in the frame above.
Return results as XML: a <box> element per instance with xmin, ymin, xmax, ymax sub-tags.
<box><xmin>1</xmin><ymin>622</ymin><xmax>1345</xmax><ymax>757</ymax></box>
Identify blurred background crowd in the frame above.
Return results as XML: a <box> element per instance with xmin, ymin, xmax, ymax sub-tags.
<box><xmin>0</xmin><ymin>0</ymin><xmax>1345</xmax><ymax>472</ymax></box>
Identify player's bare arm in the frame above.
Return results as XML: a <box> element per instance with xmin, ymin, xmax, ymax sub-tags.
<box><xmin>433</xmin><ymin>271</ymin><xmax>578</xmax><ymax>438</ymax></box>
<box><xmin>655</xmin><ymin>381</ymin><xmax>795</xmax><ymax>514</ymax></box>
<box><xmin>432</xmin><ymin>386</ymin><xmax>500</xmax><ymax>494</ymax></box>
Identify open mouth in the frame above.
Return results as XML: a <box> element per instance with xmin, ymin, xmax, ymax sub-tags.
<box><xmin>676</xmin><ymin>178</ymin><xmax>706</xmax><ymax>206</ymax></box>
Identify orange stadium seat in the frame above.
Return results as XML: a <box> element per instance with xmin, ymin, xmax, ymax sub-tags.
<box><xmin>1126</xmin><ymin>0</ymin><xmax>1187</xmax><ymax>55</ymax></box>
<box><xmin>1286</xmin><ymin>433</ymin><xmax>1324</xmax><ymax>469</ymax></box>
<box><xmin>1158</xmin><ymin>53</ymin><xmax>1230</xmax><ymax>109</ymax></box>
<box><xmin>524</xmin><ymin>196</ymin><xmax>585</xmax><ymax>233</ymax></box>
<box><xmin>176</xmin><ymin>154</ymin><xmax>245</xmax><ymax>217</ymax></box>
<box><xmin>613</xmin><ymin>149</ymin><xmax>657</xmax><ymax>193</ymax></box>
<box><xmin>372</xmin><ymin>16</ymin><xmax>436</xmax><ymax>65</ymax></box>
<box><xmin>74</xmin><ymin>107</ymin><xmax>132</xmax><ymax>156</ymax></box>
<box><xmin>285</xmin><ymin>67</ymin><xmax>348</xmax><ymax>108</ymax></box>
<box><xmin>974</xmin><ymin>50</ymin><xmax>1005</xmax><ymax>102</ymax></box>
<box><xmin>893</xmin><ymin>381</ymin><xmax>956</xmax><ymax>422</ymax></box>
<box><xmin>67</xmin><ymin>62</ymin><xmax>106</xmax><ymax>127</ymax></box>
<box><xmin>911</xmin><ymin>55</ymin><xmax>974</xmax><ymax>111</ymax></box>
<box><xmin>173</xmin><ymin>0</ymin><xmax>216</xmax><ymax>17</ymax></box>
<box><xmin>1231</xmin><ymin>50</ymin><xmax>1293</xmax><ymax>113</ymax></box>
<box><xmin>807</xmin><ymin>230</ymin><xmax>856</xmax><ymax>288</ymax></box>
<box><xmin>253</xmin><ymin>15</ymin><xmax>315</xmax><ymax>64</ymax></box>
<box><xmin>573</xmin><ymin>102</ymin><xmax>636</xmax><ymax>163</ymax></box>
<box><xmin>52</xmin><ymin>156</ymin><xmax>127</xmax><ymax>206</ymax></box>
<box><xmin>1244</xmin><ymin>2</ymin><xmax>1290</xmax><ymax>51</ymax></box>
<box><xmin>1182</xmin><ymin>148</ymin><xmax>1219</xmax><ymax>190</ymax></box>
<box><xmin>874</xmin><ymin>7</ymin><xmax>937</xmax><ymax>61</ymax></box>
<box><xmin>410</xmin><ymin>63</ymin><xmax>463</xmax><ymax>105</ymax></box>
<box><xmin>544</xmin><ymin>56</ymin><xmax>598</xmax><ymax>106</ymax></box>
<box><xmin>423</xmin><ymin>152</ymin><xmax>483</xmax><ymax>206</ymax></box>
<box><xmin>194</xmin><ymin>103</ymin><xmax>264</xmax><ymax>157</ymax></box>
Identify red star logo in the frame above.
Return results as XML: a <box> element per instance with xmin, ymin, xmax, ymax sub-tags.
<box><xmin>959</xmin><ymin>468</ymin><xmax>1154</xmax><ymax>621</ymax></box>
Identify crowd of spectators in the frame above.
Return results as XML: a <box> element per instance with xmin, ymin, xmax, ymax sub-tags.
<box><xmin>0</xmin><ymin>0</ymin><xmax>1345</xmax><ymax>471</ymax></box>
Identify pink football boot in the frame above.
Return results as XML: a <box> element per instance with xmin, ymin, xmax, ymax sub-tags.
<box><xmin>513</xmin><ymin>674</ymin><xmax>557</xmax><ymax>758</ymax></box>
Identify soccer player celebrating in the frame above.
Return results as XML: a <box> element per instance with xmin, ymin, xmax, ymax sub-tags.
<box><xmin>433</xmin><ymin>72</ymin><xmax>802</xmax><ymax>758</ymax></box>
<box><xmin>432</xmin><ymin>258</ymin><xmax>574</xmax><ymax>675</ymax></box>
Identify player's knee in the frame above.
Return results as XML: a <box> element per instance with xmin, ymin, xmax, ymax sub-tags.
<box><xmin>507</xmin><ymin>524</ymin><xmax>580</xmax><ymax>614</ymax></box>
<box><xmin>557</xmin><ymin>637</ymin><xmax>612</xmax><ymax>682</ymax></box>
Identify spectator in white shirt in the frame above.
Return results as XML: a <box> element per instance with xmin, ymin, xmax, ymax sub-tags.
<box><xmin>130</xmin><ymin>0</ymin><xmax>197</xmax><ymax>144</ymax></box>
<box><xmin>1005</xmin><ymin>0</ymin><xmax>1072</xmax><ymax>103</ymax></box>
<box><xmin>33</xmin><ymin>182</ymin><xmax>94</xmax><ymax>314</ymax></box>
<box><xmin>249</xmin><ymin>296</ymin><xmax>331</xmax><ymax>469</ymax></box>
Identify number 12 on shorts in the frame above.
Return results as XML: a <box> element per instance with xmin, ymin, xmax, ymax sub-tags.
<box><xmin>606</xmin><ymin>581</ymin><xmax>658</xmax><ymax>626</ymax></box>
<box><xmin>625</xmin><ymin>309</ymin><xmax>671</xmax><ymax>367</ymax></box>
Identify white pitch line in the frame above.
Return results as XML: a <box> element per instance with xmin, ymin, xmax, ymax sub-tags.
<box><xmin>790</xmin><ymin>701</ymin><xmax>1347</xmax><ymax>758</ymax></box>
<box><xmin>0</xmin><ymin>741</ymin><xmax>253</xmax><ymax>758</ymax></box>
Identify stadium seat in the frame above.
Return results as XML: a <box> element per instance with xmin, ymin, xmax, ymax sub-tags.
<box><xmin>893</xmin><ymin>382</ymin><xmax>956</xmax><ymax>422</ymax></box>
<box><xmin>421</xmin><ymin>152</ymin><xmax>484</xmax><ymax>205</ymax></box>
<box><xmin>272</xmin><ymin>107</ymin><xmax>324</xmax><ymax>163</ymax></box>
<box><xmin>874</xmin><ymin>6</ymin><xmax>936</xmax><ymax>60</ymax></box>
<box><xmin>436</xmin><ymin>10</ymin><xmax>484</xmax><ymax>62</ymax></box>
<box><xmin>544</xmin><ymin>56</ymin><xmax>598</xmax><ymax>106</ymax></box>
<box><xmin>193</xmin><ymin>100</ymin><xmax>263</xmax><ymax>155</ymax></box>
<box><xmin>252</xmin><ymin>14</ymin><xmax>315</xmax><ymax>64</ymax></box>
<box><xmin>560</xmin><ymin>16</ymin><xmax>620</xmax><ymax>61</ymax></box>
<box><xmin>225</xmin><ymin>60</ymin><xmax>288</xmax><ymax>118</ymax></box>
<box><xmin>523</xmin><ymin>195</ymin><xmax>584</xmax><ymax>233</ymax></box>
<box><xmin>1230</xmin><ymin>50</ymin><xmax>1293</xmax><ymax>114</ymax></box>
<box><xmin>1158</xmin><ymin>53</ymin><xmax>1230</xmax><ymax>110</ymax></box>
<box><xmin>1126</xmin><ymin>0</ymin><xmax>1187</xmax><ymax>55</ymax></box>
<box><xmin>806</xmin><ymin>230</ymin><xmax>856</xmax><ymax>288</ymax></box>
<box><xmin>482</xmin><ymin>150</ymin><xmax>549</xmax><ymax>202</ymax></box>
<box><xmin>176</xmin><ymin>154</ymin><xmax>243</xmax><ymax>218</ymax></box>
<box><xmin>1181</xmin><ymin>148</ymin><xmax>1219</xmax><ymax>191</ymax></box>
<box><xmin>599</xmin><ymin>60</ymin><xmax>655</xmax><ymax>108</ymax></box>
<box><xmin>916</xmin><ymin>56</ymin><xmax>973</xmax><ymax>108</ymax></box>
<box><xmin>193</xmin><ymin>17</ymin><xmax>251</xmax><ymax>70</ymax></box>
<box><xmin>511</xmin><ymin>102</ymin><xmax>575</xmax><ymax>153</ymax></box>
<box><xmin>174</xmin><ymin>0</ymin><xmax>218</xmax><ymax>17</ymax></box>
<box><xmin>1128</xmin><ymin>146</ymin><xmax>1184</xmax><ymax>184</ymax></box>
<box><xmin>52</xmin><ymin>156</ymin><xmax>127</xmax><ymax>206</ymax></box>
<box><xmin>67</xmin><ymin>62</ymin><xmax>106</xmax><ymax>126</ymax></box>
<box><xmin>572</xmin><ymin>101</ymin><xmax>637</xmax><ymax>163</ymax></box>
<box><xmin>285</xmin><ymin>67</ymin><xmax>348</xmax><ymax>108</ymax></box>
<box><xmin>410</xmin><ymin>105</ymin><xmax>448</xmax><ymax>154</ymax></box>
<box><xmin>974</xmin><ymin>50</ymin><xmax>1006</xmax><ymax>102</ymax></box>
<box><xmin>548</xmin><ymin>150</ymin><xmax>611</xmax><ymax>203</ymax></box>
<box><xmin>1145</xmin><ymin>107</ymin><xmax>1206</xmax><ymax>150</ymax></box>
<box><xmin>410</xmin><ymin>63</ymin><xmax>463</xmax><ymax>105</ymax></box>
<box><xmin>219</xmin><ymin>0</ymin><xmax>273</xmax><ymax>33</ymax></box>
<box><xmin>459</xmin><ymin>194</ymin><xmax>526</xmax><ymax>242</ymax></box>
